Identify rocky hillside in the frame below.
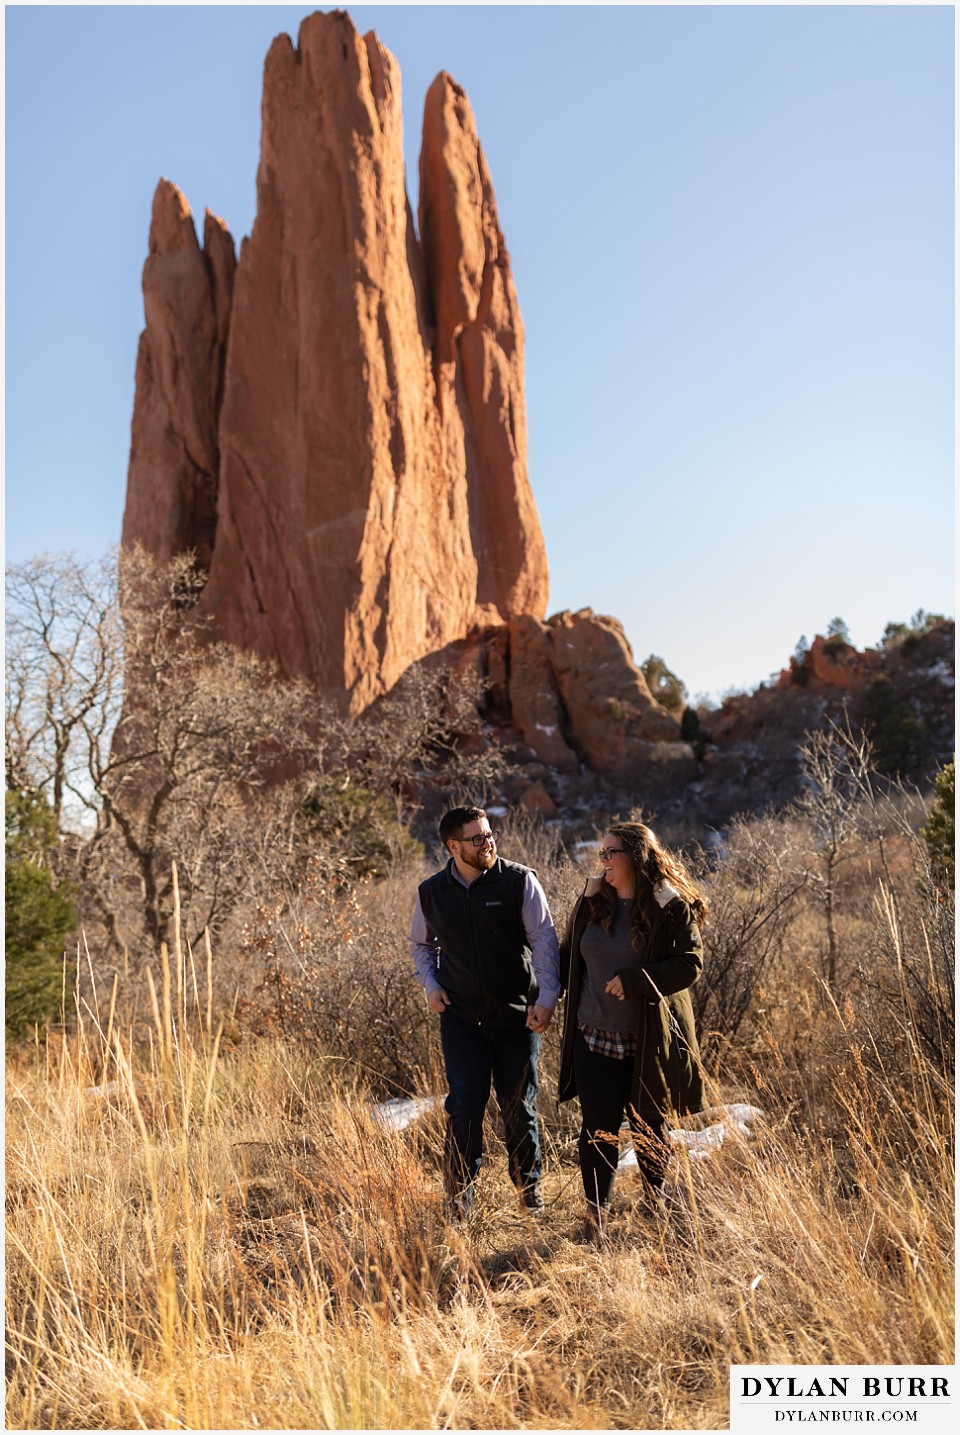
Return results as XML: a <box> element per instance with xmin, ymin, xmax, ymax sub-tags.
<box><xmin>682</xmin><ymin>619</ymin><xmax>955</xmax><ymax>828</ymax></box>
<box><xmin>404</xmin><ymin>618</ymin><xmax>955</xmax><ymax>846</ymax></box>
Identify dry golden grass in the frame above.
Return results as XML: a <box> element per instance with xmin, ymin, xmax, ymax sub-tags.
<box><xmin>6</xmin><ymin>903</ymin><xmax>954</xmax><ymax>1431</ymax></box>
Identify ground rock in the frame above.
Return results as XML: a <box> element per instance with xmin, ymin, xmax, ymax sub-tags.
<box><xmin>778</xmin><ymin>635</ymin><xmax>882</xmax><ymax>694</ymax></box>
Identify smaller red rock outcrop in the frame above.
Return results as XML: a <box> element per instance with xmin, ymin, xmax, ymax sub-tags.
<box><xmin>507</xmin><ymin>614</ymin><xmax>579</xmax><ymax>772</ymax></box>
<box><xmin>778</xmin><ymin>635</ymin><xmax>882</xmax><ymax>695</ymax></box>
<box><xmin>545</xmin><ymin>609</ymin><xmax>682</xmax><ymax>773</ymax></box>
<box><xmin>449</xmin><ymin>607</ymin><xmax>687</xmax><ymax>779</ymax></box>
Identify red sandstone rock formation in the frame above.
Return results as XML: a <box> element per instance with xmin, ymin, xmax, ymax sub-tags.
<box><xmin>121</xmin><ymin>9</ymin><xmax>688</xmax><ymax>782</ymax></box>
<box><xmin>469</xmin><ymin>608</ymin><xmax>684</xmax><ymax>775</ymax></box>
<box><xmin>537</xmin><ymin>610</ymin><xmax>681</xmax><ymax>774</ymax></box>
<box><xmin>419</xmin><ymin>73</ymin><xmax>544</xmax><ymax>622</ymax></box>
<box><xmin>507</xmin><ymin>614</ymin><xmax>580</xmax><ymax>773</ymax></box>
<box><xmin>122</xmin><ymin>9</ymin><xmax>547</xmax><ymax>712</ymax></box>
<box><xmin>778</xmin><ymin>634</ymin><xmax>882</xmax><ymax>695</ymax></box>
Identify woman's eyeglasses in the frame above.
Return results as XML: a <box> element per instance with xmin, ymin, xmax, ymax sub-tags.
<box><xmin>598</xmin><ymin>847</ymin><xmax>626</xmax><ymax>861</ymax></box>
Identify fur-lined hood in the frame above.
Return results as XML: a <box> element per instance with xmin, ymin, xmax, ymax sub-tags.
<box><xmin>581</xmin><ymin>875</ymin><xmax>681</xmax><ymax>908</ymax></box>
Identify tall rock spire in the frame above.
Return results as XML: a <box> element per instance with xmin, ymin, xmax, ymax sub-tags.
<box><xmin>123</xmin><ymin>180</ymin><xmax>235</xmax><ymax>573</ymax></box>
<box><xmin>122</xmin><ymin>8</ymin><xmax>548</xmax><ymax>712</ymax></box>
<box><xmin>420</xmin><ymin>72</ymin><xmax>546</xmax><ymax>622</ymax></box>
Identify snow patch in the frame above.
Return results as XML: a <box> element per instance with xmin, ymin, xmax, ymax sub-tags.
<box><xmin>618</xmin><ymin>1102</ymin><xmax>763</xmax><ymax>1167</ymax></box>
<box><xmin>370</xmin><ymin>1096</ymin><xmax>764</xmax><ymax>1170</ymax></box>
<box><xmin>370</xmin><ymin>1096</ymin><xmax>443</xmax><ymax>1130</ymax></box>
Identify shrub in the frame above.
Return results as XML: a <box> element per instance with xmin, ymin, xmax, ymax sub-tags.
<box><xmin>641</xmin><ymin>654</ymin><xmax>688</xmax><ymax>713</ymax></box>
<box><xmin>921</xmin><ymin>761</ymin><xmax>955</xmax><ymax>891</ymax></box>
<box><xmin>302</xmin><ymin>774</ymin><xmax>423</xmax><ymax>877</ymax></box>
<box><xmin>5</xmin><ymin>791</ymin><xmax>76</xmax><ymax>1038</ymax></box>
<box><xmin>690</xmin><ymin>810</ymin><xmax>808</xmax><ymax>1061</ymax></box>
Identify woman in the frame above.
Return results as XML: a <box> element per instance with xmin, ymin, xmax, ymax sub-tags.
<box><xmin>558</xmin><ymin>820</ymin><xmax>708</xmax><ymax>1241</ymax></box>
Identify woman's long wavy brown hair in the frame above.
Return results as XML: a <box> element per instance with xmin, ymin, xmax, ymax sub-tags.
<box><xmin>586</xmin><ymin>820</ymin><xmax>709</xmax><ymax>951</ymax></box>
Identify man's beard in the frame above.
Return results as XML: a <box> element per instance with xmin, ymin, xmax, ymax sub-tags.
<box><xmin>462</xmin><ymin>845</ymin><xmax>496</xmax><ymax>872</ymax></box>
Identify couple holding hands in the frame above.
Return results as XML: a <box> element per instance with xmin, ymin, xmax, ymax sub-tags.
<box><xmin>410</xmin><ymin>806</ymin><xmax>708</xmax><ymax>1241</ymax></box>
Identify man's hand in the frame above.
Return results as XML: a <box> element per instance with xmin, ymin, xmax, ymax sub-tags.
<box><xmin>526</xmin><ymin>1003</ymin><xmax>553</xmax><ymax>1033</ymax></box>
<box><xmin>426</xmin><ymin>986</ymin><xmax>451</xmax><ymax>1014</ymax></box>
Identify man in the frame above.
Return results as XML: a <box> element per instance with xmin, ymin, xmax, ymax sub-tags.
<box><xmin>410</xmin><ymin>806</ymin><xmax>561</xmax><ymax>1218</ymax></box>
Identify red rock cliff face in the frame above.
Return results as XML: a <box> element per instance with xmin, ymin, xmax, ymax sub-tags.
<box><xmin>122</xmin><ymin>9</ymin><xmax>547</xmax><ymax>712</ymax></box>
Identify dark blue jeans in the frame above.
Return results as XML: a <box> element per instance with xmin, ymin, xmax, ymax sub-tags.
<box><xmin>439</xmin><ymin>1009</ymin><xmax>542</xmax><ymax>1202</ymax></box>
<box><xmin>572</xmin><ymin>1028</ymin><xmax>668</xmax><ymax>1211</ymax></box>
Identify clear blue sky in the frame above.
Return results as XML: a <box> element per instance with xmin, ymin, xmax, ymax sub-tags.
<box><xmin>4</xmin><ymin>2</ymin><xmax>955</xmax><ymax>701</ymax></box>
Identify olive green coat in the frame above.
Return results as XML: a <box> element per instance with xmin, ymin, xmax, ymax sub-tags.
<box><xmin>557</xmin><ymin>878</ymin><xmax>706</xmax><ymax>1125</ymax></box>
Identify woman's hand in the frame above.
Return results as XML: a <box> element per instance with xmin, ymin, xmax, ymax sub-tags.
<box><xmin>604</xmin><ymin>974</ymin><xmax>625</xmax><ymax>1001</ymax></box>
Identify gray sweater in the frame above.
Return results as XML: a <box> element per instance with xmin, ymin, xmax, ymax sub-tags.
<box><xmin>576</xmin><ymin>898</ymin><xmax>643</xmax><ymax>1033</ymax></box>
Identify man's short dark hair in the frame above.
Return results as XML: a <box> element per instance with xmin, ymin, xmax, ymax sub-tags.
<box><xmin>439</xmin><ymin>806</ymin><xmax>487</xmax><ymax>846</ymax></box>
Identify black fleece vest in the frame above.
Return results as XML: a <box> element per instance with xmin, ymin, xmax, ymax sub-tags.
<box><xmin>418</xmin><ymin>858</ymin><xmax>538</xmax><ymax>1027</ymax></box>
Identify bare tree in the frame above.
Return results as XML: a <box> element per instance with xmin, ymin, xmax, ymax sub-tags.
<box><xmin>7</xmin><ymin>548</ymin><xmax>513</xmax><ymax>978</ymax></box>
<box><xmin>7</xmin><ymin>547</ymin><xmax>319</xmax><ymax>962</ymax></box>
<box><xmin>796</xmin><ymin>725</ymin><xmax>864</xmax><ymax>988</ymax></box>
<box><xmin>691</xmin><ymin>812</ymin><xmax>808</xmax><ymax>1060</ymax></box>
<box><xmin>5</xmin><ymin>549</ymin><xmax>123</xmax><ymax>828</ymax></box>
<box><xmin>88</xmin><ymin>548</ymin><xmax>320</xmax><ymax>957</ymax></box>
<box><xmin>304</xmin><ymin>660</ymin><xmax>507</xmax><ymax>877</ymax></box>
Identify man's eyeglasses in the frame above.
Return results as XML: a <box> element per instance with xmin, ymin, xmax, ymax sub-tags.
<box><xmin>598</xmin><ymin>847</ymin><xmax>626</xmax><ymax>861</ymax></box>
<box><xmin>459</xmin><ymin>830</ymin><xmax>499</xmax><ymax>847</ymax></box>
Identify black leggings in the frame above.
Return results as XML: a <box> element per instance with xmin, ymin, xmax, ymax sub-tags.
<box><xmin>572</xmin><ymin>1028</ymin><xmax>669</xmax><ymax>1211</ymax></box>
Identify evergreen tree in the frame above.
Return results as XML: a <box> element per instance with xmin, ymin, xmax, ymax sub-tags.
<box><xmin>680</xmin><ymin>705</ymin><xmax>708</xmax><ymax>762</ymax></box>
<box><xmin>882</xmin><ymin>611</ymin><xmax>946</xmax><ymax>651</ymax></box>
<box><xmin>921</xmin><ymin>762</ymin><xmax>955</xmax><ymax>891</ymax></box>
<box><xmin>5</xmin><ymin>791</ymin><xmax>76</xmax><ymax>1039</ymax></box>
<box><xmin>860</xmin><ymin>676</ymin><xmax>930</xmax><ymax>778</ymax></box>
<box><xmin>825</xmin><ymin>615</ymin><xmax>851</xmax><ymax>645</ymax></box>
